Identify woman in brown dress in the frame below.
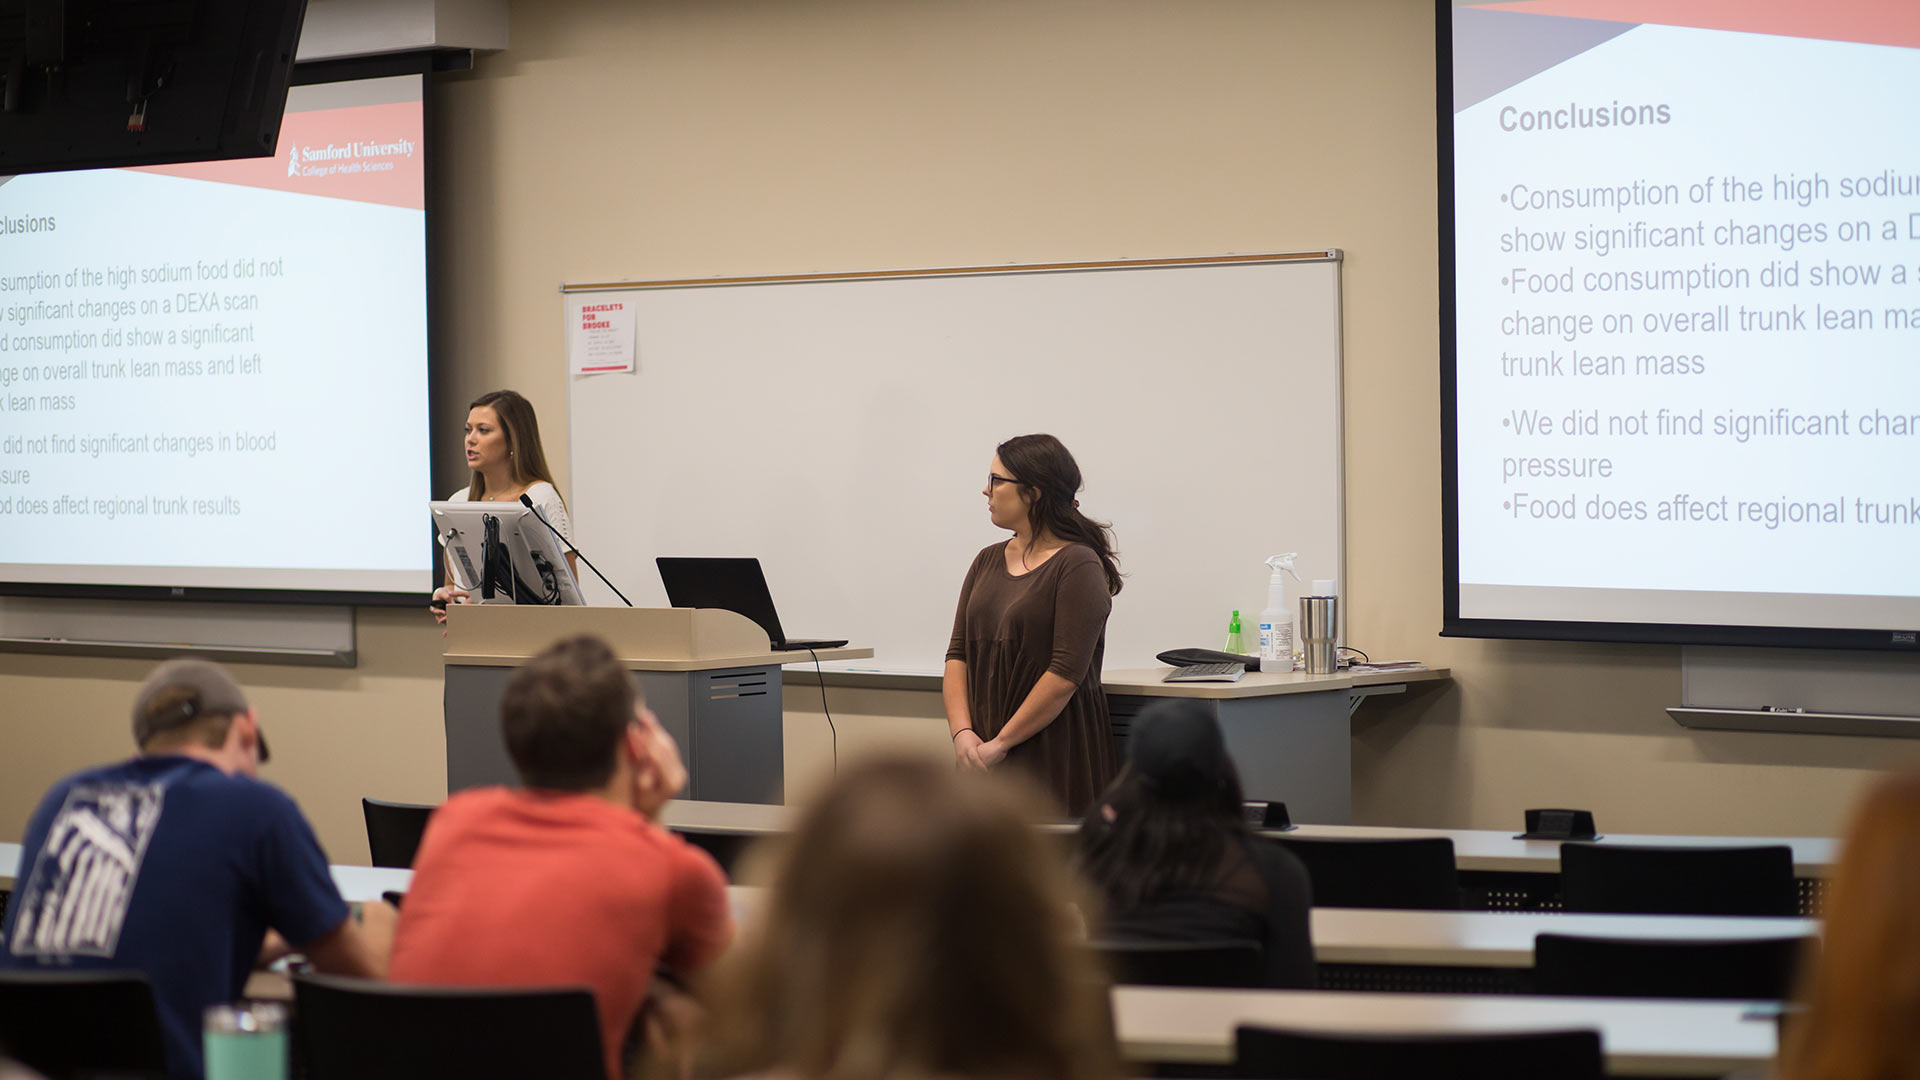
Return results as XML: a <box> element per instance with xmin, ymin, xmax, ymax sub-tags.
<box><xmin>944</xmin><ymin>433</ymin><xmax>1122</xmax><ymax>815</ymax></box>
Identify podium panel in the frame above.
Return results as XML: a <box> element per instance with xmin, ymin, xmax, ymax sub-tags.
<box><xmin>442</xmin><ymin>605</ymin><xmax>870</xmax><ymax>805</ymax></box>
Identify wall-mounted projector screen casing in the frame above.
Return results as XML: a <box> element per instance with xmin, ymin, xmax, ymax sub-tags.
<box><xmin>1439</xmin><ymin>1</ymin><xmax>1920</xmax><ymax>651</ymax></box>
<box><xmin>0</xmin><ymin>71</ymin><xmax>432</xmax><ymax>606</ymax></box>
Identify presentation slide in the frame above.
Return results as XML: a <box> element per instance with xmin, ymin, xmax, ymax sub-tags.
<box><xmin>0</xmin><ymin>75</ymin><xmax>430</xmax><ymax>597</ymax></box>
<box><xmin>1449</xmin><ymin>3</ymin><xmax>1920</xmax><ymax>635</ymax></box>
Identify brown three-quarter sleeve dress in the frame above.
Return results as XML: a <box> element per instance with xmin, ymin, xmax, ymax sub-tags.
<box><xmin>946</xmin><ymin>540</ymin><xmax>1118</xmax><ymax>815</ymax></box>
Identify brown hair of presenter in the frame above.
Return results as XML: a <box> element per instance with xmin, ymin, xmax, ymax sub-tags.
<box><xmin>1776</xmin><ymin>769</ymin><xmax>1920</xmax><ymax>1080</ymax></box>
<box><xmin>466</xmin><ymin>389</ymin><xmax>558</xmax><ymax>501</ymax></box>
<box><xmin>995</xmin><ymin>433</ymin><xmax>1122</xmax><ymax>595</ymax></box>
<box><xmin>699</xmin><ymin>757</ymin><xmax>1119</xmax><ymax>1080</ymax></box>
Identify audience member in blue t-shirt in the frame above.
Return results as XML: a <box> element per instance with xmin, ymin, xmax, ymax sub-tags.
<box><xmin>0</xmin><ymin>658</ymin><xmax>396</xmax><ymax>1080</ymax></box>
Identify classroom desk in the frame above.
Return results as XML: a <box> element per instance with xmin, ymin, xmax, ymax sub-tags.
<box><xmin>712</xmin><ymin>885</ymin><xmax>1814</xmax><ymax>974</ymax></box>
<box><xmin>1105</xmin><ymin>666</ymin><xmax>1452</xmax><ymax>824</ymax></box>
<box><xmin>6</xmin><ymin>815</ymin><xmax>1839</xmax><ymax>884</ymax></box>
<box><xmin>1309</xmin><ymin>908</ymin><xmax>1815</xmax><ymax>968</ymax></box>
<box><xmin>1290</xmin><ymin>824</ymin><xmax>1838</xmax><ymax>878</ymax></box>
<box><xmin>658</xmin><ymin>798</ymin><xmax>1838</xmax><ymax>874</ymax></box>
<box><xmin>658</xmin><ymin>799</ymin><xmax>1836</xmax><ymax>915</ymax></box>
<box><xmin>1110</xmin><ymin>985</ymin><xmax>1774</xmax><ymax>1076</ymax></box>
<box><xmin>330</xmin><ymin>864</ymin><xmax>413</xmax><ymax>902</ymax></box>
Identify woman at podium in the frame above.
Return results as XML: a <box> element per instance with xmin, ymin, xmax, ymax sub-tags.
<box><xmin>431</xmin><ymin>389</ymin><xmax>576</xmax><ymax>620</ymax></box>
<box><xmin>944</xmin><ymin>434</ymin><xmax>1122</xmax><ymax>815</ymax></box>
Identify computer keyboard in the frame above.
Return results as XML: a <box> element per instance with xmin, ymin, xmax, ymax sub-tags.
<box><xmin>1162</xmin><ymin>662</ymin><xmax>1246</xmax><ymax>683</ymax></box>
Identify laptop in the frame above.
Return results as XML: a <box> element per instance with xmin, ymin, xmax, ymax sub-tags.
<box><xmin>656</xmin><ymin>557</ymin><xmax>848</xmax><ymax>651</ymax></box>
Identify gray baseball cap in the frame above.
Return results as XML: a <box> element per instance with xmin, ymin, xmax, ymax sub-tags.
<box><xmin>131</xmin><ymin>659</ymin><xmax>264</xmax><ymax>759</ymax></box>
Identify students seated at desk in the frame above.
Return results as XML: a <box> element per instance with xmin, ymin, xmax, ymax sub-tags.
<box><xmin>1777</xmin><ymin>768</ymin><xmax>1920</xmax><ymax>1080</ymax></box>
<box><xmin>0</xmin><ymin>659</ymin><xmax>394</xmax><ymax>1080</ymax></box>
<box><xmin>700</xmin><ymin>757</ymin><xmax>1119</xmax><ymax>1080</ymax></box>
<box><xmin>1075</xmin><ymin>699</ymin><xmax>1316</xmax><ymax>989</ymax></box>
<box><xmin>390</xmin><ymin>635</ymin><xmax>731</xmax><ymax>1080</ymax></box>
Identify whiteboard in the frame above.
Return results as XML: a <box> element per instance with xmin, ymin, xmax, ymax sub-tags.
<box><xmin>564</xmin><ymin>254</ymin><xmax>1343</xmax><ymax>671</ymax></box>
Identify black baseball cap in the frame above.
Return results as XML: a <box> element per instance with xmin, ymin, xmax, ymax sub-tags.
<box><xmin>1127</xmin><ymin>699</ymin><xmax>1232</xmax><ymax>797</ymax></box>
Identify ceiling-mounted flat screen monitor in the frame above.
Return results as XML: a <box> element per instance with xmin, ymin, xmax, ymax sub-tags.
<box><xmin>0</xmin><ymin>0</ymin><xmax>307</xmax><ymax>175</ymax></box>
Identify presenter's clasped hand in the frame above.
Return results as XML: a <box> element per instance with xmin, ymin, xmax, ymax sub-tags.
<box><xmin>952</xmin><ymin>728</ymin><xmax>984</xmax><ymax>769</ymax></box>
<box><xmin>969</xmin><ymin>737</ymin><xmax>1009</xmax><ymax>771</ymax></box>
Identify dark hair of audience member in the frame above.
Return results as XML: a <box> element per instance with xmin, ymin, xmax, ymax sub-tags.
<box><xmin>1777</xmin><ymin>768</ymin><xmax>1920</xmax><ymax>1080</ymax></box>
<box><xmin>994</xmin><ymin>433</ymin><xmax>1122</xmax><ymax>595</ymax></box>
<box><xmin>1074</xmin><ymin>721</ymin><xmax>1247</xmax><ymax>912</ymax></box>
<box><xmin>700</xmin><ymin>757</ymin><xmax>1119</xmax><ymax>1080</ymax></box>
<box><xmin>466</xmin><ymin>388</ymin><xmax>559</xmax><ymax>501</ymax></box>
<box><xmin>498</xmin><ymin>635</ymin><xmax>634</xmax><ymax>791</ymax></box>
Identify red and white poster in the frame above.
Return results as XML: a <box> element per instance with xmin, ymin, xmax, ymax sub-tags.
<box><xmin>569</xmin><ymin>298</ymin><xmax>637</xmax><ymax>376</ymax></box>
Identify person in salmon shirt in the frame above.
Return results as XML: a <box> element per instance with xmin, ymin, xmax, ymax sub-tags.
<box><xmin>389</xmin><ymin>635</ymin><xmax>731</xmax><ymax>1080</ymax></box>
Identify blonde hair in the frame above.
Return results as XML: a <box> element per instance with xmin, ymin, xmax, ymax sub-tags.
<box><xmin>700</xmin><ymin>757</ymin><xmax>1119</xmax><ymax>1080</ymax></box>
<box><xmin>1777</xmin><ymin>769</ymin><xmax>1920</xmax><ymax>1080</ymax></box>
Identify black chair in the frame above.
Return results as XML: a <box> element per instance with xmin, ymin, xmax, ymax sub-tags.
<box><xmin>669</xmin><ymin>830</ymin><xmax>756</xmax><ymax>876</ymax></box>
<box><xmin>1533</xmin><ymin>933</ymin><xmax>1811</xmax><ymax>1000</ymax></box>
<box><xmin>1089</xmin><ymin>937</ymin><xmax>1264</xmax><ymax>988</ymax></box>
<box><xmin>361</xmin><ymin>797</ymin><xmax>436</xmax><ymax>869</ymax></box>
<box><xmin>294</xmin><ymin>973</ymin><xmax>604</xmax><ymax>1080</ymax></box>
<box><xmin>1558</xmin><ymin>843</ymin><xmax>1798</xmax><ymax>916</ymax></box>
<box><xmin>1266</xmin><ymin>836</ymin><xmax>1459</xmax><ymax>909</ymax></box>
<box><xmin>1233</xmin><ymin>1024</ymin><xmax>1604</xmax><ymax>1080</ymax></box>
<box><xmin>0</xmin><ymin>970</ymin><xmax>168</xmax><ymax>1080</ymax></box>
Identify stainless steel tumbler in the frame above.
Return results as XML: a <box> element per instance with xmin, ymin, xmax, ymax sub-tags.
<box><xmin>1300</xmin><ymin>594</ymin><xmax>1339</xmax><ymax>674</ymax></box>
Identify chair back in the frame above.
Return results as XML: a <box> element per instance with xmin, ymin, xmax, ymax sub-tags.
<box><xmin>1559</xmin><ymin>843</ymin><xmax>1797</xmax><ymax>916</ymax></box>
<box><xmin>0</xmin><ymin>970</ymin><xmax>167</xmax><ymax>1080</ymax></box>
<box><xmin>1266</xmin><ymin>836</ymin><xmax>1459</xmax><ymax>909</ymax></box>
<box><xmin>361</xmin><ymin>798</ymin><xmax>436</xmax><ymax>869</ymax></box>
<box><xmin>1233</xmin><ymin>1024</ymin><xmax>1604</xmax><ymax>1080</ymax></box>
<box><xmin>294</xmin><ymin>973</ymin><xmax>604</xmax><ymax>1080</ymax></box>
<box><xmin>1533</xmin><ymin>933</ymin><xmax>1811</xmax><ymax>1000</ymax></box>
<box><xmin>1090</xmin><ymin>937</ymin><xmax>1264</xmax><ymax>988</ymax></box>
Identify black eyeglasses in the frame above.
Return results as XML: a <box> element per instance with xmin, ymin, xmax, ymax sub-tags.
<box><xmin>988</xmin><ymin>473</ymin><xmax>1019</xmax><ymax>490</ymax></box>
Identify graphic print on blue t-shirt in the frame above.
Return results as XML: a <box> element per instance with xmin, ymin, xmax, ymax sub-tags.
<box><xmin>8</xmin><ymin>781</ymin><xmax>166</xmax><ymax>958</ymax></box>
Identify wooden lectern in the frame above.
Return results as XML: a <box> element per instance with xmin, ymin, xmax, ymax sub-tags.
<box><xmin>443</xmin><ymin>606</ymin><xmax>871</xmax><ymax>804</ymax></box>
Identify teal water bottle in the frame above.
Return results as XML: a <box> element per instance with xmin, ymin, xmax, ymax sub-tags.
<box><xmin>204</xmin><ymin>1003</ymin><xmax>287</xmax><ymax>1080</ymax></box>
<box><xmin>1223</xmin><ymin>609</ymin><xmax>1244</xmax><ymax>654</ymax></box>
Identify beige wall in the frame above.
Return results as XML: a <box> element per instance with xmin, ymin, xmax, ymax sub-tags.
<box><xmin>5</xmin><ymin>0</ymin><xmax>1915</xmax><ymax>861</ymax></box>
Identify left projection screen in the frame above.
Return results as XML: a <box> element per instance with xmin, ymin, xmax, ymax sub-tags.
<box><xmin>0</xmin><ymin>74</ymin><xmax>431</xmax><ymax>602</ymax></box>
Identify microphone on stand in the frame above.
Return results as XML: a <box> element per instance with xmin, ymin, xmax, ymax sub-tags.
<box><xmin>520</xmin><ymin>494</ymin><xmax>634</xmax><ymax>607</ymax></box>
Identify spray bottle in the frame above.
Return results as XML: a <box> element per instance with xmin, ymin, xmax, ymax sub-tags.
<box><xmin>1259</xmin><ymin>554</ymin><xmax>1302</xmax><ymax>670</ymax></box>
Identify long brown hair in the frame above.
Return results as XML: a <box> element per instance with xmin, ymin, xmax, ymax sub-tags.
<box><xmin>467</xmin><ymin>389</ymin><xmax>559</xmax><ymax>501</ymax></box>
<box><xmin>996</xmin><ymin>433</ymin><xmax>1122</xmax><ymax>595</ymax></box>
<box><xmin>1777</xmin><ymin>769</ymin><xmax>1920</xmax><ymax>1080</ymax></box>
<box><xmin>700</xmin><ymin>757</ymin><xmax>1119</xmax><ymax>1080</ymax></box>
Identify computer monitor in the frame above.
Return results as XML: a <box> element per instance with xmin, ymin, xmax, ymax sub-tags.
<box><xmin>430</xmin><ymin>501</ymin><xmax>584</xmax><ymax>606</ymax></box>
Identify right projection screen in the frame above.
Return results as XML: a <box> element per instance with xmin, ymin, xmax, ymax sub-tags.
<box><xmin>1442</xmin><ymin>2</ymin><xmax>1920</xmax><ymax>648</ymax></box>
